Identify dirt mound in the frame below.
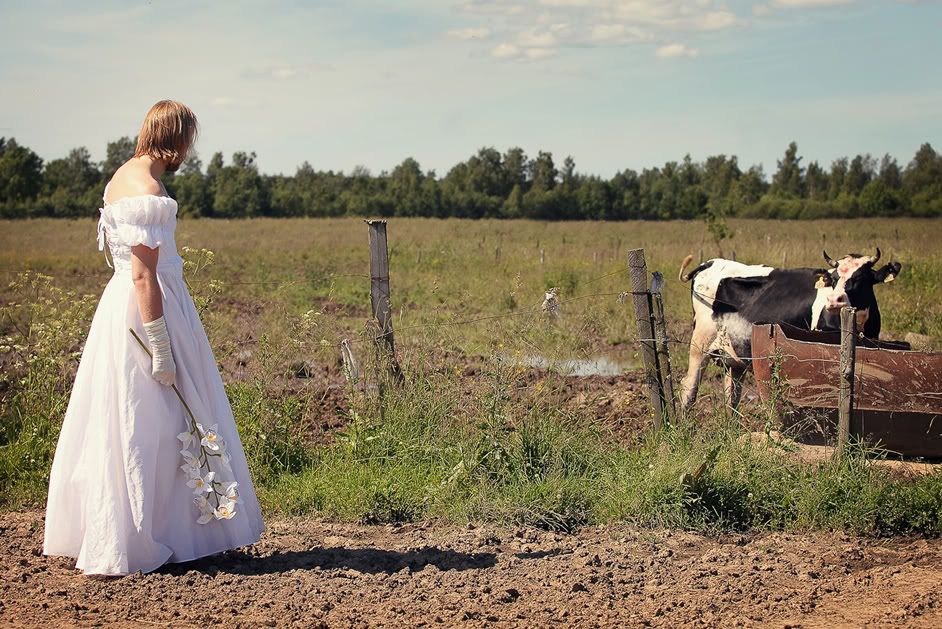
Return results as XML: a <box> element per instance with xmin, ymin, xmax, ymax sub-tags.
<box><xmin>3</xmin><ymin>510</ymin><xmax>941</xmax><ymax>627</ymax></box>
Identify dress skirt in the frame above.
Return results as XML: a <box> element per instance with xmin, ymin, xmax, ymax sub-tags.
<box><xmin>43</xmin><ymin>256</ymin><xmax>264</xmax><ymax>575</ymax></box>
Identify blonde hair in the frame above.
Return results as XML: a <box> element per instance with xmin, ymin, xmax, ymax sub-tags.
<box><xmin>134</xmin><ymin>100</ymin><xmax>198</xmax><ymax>172</ymax></box>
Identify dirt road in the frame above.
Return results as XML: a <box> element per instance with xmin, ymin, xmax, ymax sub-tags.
<box><xmin>1</xmin><ymin>510</ymin><xmax>940</xmax><ymax>628</ymax></box>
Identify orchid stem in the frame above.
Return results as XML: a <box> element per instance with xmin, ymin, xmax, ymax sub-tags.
<box><xmin>129</xmin><ymin>328</ymin><xmax>199</xmax><ymax>427</ymax></box>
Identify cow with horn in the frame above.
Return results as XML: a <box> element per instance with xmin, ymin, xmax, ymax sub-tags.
<box><xmin>677</xmin><ymin>249</ymin><xmax>902</xmax><ymax>411</ymax></box>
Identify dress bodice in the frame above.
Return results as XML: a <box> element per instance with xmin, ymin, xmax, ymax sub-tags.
<box><xmin>97</xmin><ymin>191</ymin><xmax>182</xmax><ymax>273</ymax></box>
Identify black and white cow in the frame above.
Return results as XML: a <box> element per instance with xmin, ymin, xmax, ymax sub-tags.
<box><xmin>678</xmin><ymin>249</ymin><xmax>902</xmax><ymax>410</ymax></box>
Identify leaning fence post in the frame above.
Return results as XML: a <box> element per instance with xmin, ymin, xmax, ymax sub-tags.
<box><xmin>650</xmin><ymin>271</ymin><xmax>676</xmax><ymax>419</ymax></box>
<box><xmin>628</xmin><ymin>248</ymin><xmax>665</xmax><ymax>430</ymax></box>
<box><xmin>366</xmin><ymin>220</ymin><xmax>403</xmax><ymax>384</ymax></box>
<box><xmin>837</xmin><ymin>306</ymin><xmax>857</xmax><ymax>457</ymax></box>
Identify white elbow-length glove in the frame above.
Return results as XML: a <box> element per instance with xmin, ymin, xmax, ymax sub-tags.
<box><xmin>142</xmin><ymin>316</ymin><xmax>176</xmax><ymax>386</ymax></box>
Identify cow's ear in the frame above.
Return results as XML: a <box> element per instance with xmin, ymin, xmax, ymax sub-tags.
<box><xmin>813</xmin><ymin>270</ymin><xmax>833</xmax><ymax>289</ymax></box>
<box><xmin>874</xmin><ymin>262</ymin><xmax>902</xmax><ymax>284</ymax></box>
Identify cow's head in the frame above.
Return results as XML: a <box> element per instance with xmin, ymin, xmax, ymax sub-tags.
<box><xmin>820</xmin><ymin>248</ymin><xmax>902</xmax><ymax>313</ymax></box>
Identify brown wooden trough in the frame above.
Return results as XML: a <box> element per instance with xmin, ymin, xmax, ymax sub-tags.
<box><xmin>751</xmin><ymin>323</ymin><xmax>942</xmax><ymax>458</ymax></box>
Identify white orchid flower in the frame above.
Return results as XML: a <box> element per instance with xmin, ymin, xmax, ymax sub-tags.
<box><xmin>177</xmin><ymin>431</ymin><xmax>195</xmax><ymax>448</ymax></box>
<box><xmin>180</xmin><ymin>461</ymin><xmax>201</xmax><ymax>479</ymax></box>
<box><xmin>187</xmin><ymin>471</ymin><xmax>216</xmax><ymax>494</ymax></box>
<box><xmin>213</xmin><ymin>502</ymin><xmax>237</xmax><ymax>520</ymax></box>
<box><xmin>194</xmin><ymin>495</ymin><xmax>214</xmax><ymax>525</ymax></box>
<box><xmin>180</xmin><ymin>449</ymin><xmax>199</xmax><ymax>465</ymax></box>
<box><xmin>224</xmin><ymin>482</ymin><xmax>242</xmax><ymax>505</ymax></box>
<box><xmin>200</xmin><ymin>424</ymin><xmax>222</xmax><ymax>451</ymax></box>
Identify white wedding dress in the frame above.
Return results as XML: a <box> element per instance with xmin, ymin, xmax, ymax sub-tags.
<box><xmin>43</xmin><ymin>187</ymin><xmax>264</xmax><ymax>575</ymax></box>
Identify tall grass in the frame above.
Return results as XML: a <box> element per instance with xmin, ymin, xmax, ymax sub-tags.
<box><xmin>252</xmin><ymin>362</ymin><xmax>942</xmax><ymax>536</ymax></box>
<box><xmin>2</xmin><ymin>217</ymin><xmax>942</xmax><ymax>534</ymax></box>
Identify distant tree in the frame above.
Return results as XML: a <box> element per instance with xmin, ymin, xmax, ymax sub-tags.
<box><xmin>389</xmin><ymin>157</ymin><xmax>427</xmax><ymax>216</ymax></box>
<box><xmin>878</xmin><ymin>154</ymin><xmax>902</xmax><ymax>190</ymax></box>
<box><xmin>466</xmin><ymin>147</ymin><xmax>506</xmax><ymax>198</ymax></box>
<box><xmin>903</xmin><ymin>143</ymin><xmax>942</xmax><ymax>216</ymax></box>
<box><xmin>843</xmin><ymin>154</ymin><xmax>875</xmax><ymax>197</ymax></box>
<box><xmin>609</xmin><ymin>168</ymin><xmax>640</xmax><ymax>220</ymax></box>
<box><xmin>171</xmin><ymin>153</ymin><xmax>210</xmax><ymax>217</ymax></box>
<box><xmin>210</xmin><ymin>151</ymin><xmax>269</xmax><ymax>218</ymax></box>
<box><xmin>502</xmin><ymin>147</ymin><xmax>528</xmax><ymax>191</ymax></box>
<box><xmin>729</xmin><ymin>165</ymin><xmax>766</xmax><ymax>213</ymax></box>
<box><xmin>502</xmin><ymin>183</ymin><xmax>524</xmax><ymax>218</ymax></box>
<box><xmin>529</xmin><ymin>151</ymin><xmax>557</xmax><ymax>192</ymax></box>
<box><xmin>101</xmin><ymin>136</ymin><xmax>136</xmax><ymax>180</ymax></box>
<box><xmin>0</xmin><ymin>138</ymin><xmax>44</xmax><ymax>210</ymax></box>
<box><xmin>41</xmin><ymin>147</ymin><xmax>101</xmax><ymax>216</ymax></box>
<box><xmin>575</xmin><ymin>176</ymin><xmax>610</xmax><ymax>220</ymax></box>
<box><xmin>561</xmin><ymin>156</ymin><xmax>577</xmax><ymax>189</ymax></box>
<box><xmin>770</xmin><ymin>142</ymin><xmax>804</xmax><ymax>198</ymax></box>
<box><xmin>859</xmin><ymin>179</ymin><xmax>900</xmax><ymax>217</ymax></box>
<box><xmin>828</xmin><ymin>157</ymin><xmax>848</xmax><ymax>201</ymax></box>
<box><xmin>805</xmin><ymin>161</ymin><xmax>829</xmax><ymax>201</ymax></box>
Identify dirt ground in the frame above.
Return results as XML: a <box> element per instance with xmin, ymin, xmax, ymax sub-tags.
<box><xmin>2</xmin><ymin>511</ymin><xmax>941</xmax><ymax>628</ymax></box>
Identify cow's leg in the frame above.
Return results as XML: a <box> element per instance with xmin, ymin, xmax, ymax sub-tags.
<box><xmin>681</xmin><ymin>325</ymin><xmax>714</xmax><ymax>412</ymax></box>
<box><xmin>724</xmin><ymin>366</ymin><xmax>747</xmax><ymax>411</ymax></box>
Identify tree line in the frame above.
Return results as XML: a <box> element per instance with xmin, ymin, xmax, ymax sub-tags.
<box><xmin>1</xmin><ymin>136</ymin><xmax>940</xmax><ymax>220</ymax></box>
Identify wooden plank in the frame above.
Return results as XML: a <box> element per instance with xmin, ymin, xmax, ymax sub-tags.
<box><xmin>650</xmin><ymin>271</ymin><xmax>676</xmax><ymax>419</ymax></box>
<box><xmin>628</xmin><ymin>248</ymin><xmax>664</xmax><ymax>430</ymax></box>
<box><xmin>837</xmin><ymin>307</ymin><xmax>857</xmax><ymax>457</ymax></box>
<box><xmin>366</xmin><ymin>220</ymin><xmax>403</xmax><ymax>384</ymax></box>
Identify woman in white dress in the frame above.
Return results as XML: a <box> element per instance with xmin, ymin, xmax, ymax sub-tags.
<box><xmin>43</xmin><ymin>100</ymin><xmax>264</xmax><ymax>575</ymax></box>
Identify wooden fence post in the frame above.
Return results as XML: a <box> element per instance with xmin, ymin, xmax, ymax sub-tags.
<box><xmin>628</xmin><ymin>248</ymin><xmax>665</xmax><ymax>430</ymax></box>
<box><xmin>650</xmin><ymin>271</ymin><xmax>676</xmax><ymax>419</ymax></box>
<box><xmin>837</xmin><ymin>306</ymin><xmax>857</xmax><ymax>457</ymax></box>
<box><xmin>366</xmin><ymin>220</ymin><xmax>403</xmax><ymax>384</ymax></box>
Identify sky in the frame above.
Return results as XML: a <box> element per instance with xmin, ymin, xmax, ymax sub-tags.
<box><xmin>1</xmin><ymin>0</ymin><xmax>941</xmax><ymax>178</ymax></box>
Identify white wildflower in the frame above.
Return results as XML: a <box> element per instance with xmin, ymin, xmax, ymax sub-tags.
<box><xmin>177</xmin><ymin>431</ymin><xmax>195</xmax><ymax>448</ymax></box>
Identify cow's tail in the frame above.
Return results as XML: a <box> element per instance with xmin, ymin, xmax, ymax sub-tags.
<box><xmin>678</xmin><ymin>255</ymin><xmax>694</xmax><ymax>282</ymax></box>
<box><xmin>679</xmin><ymin>255</ymin><xmax>713</xmax><ymax>283</ymax></box>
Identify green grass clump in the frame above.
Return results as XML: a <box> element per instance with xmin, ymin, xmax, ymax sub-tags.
<box><xmin>252</xmin><ymin>363</ymin><xmax>942</xmax><ymax>536</ymax></box>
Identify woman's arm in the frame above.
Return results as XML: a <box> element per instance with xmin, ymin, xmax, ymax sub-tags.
<box><xmin>131</xmin><ymin>244</ymin><xmax>175</xmax><ymax>386</ymax></box>
<box><xmin>131</xmin><ymin>244</ymin><xmax>162</xmax><ymax>322</ymax></box>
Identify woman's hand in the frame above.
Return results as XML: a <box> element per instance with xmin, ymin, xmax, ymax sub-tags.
<box><xmin>131</xmin><ymin>244</ymin><xmax>175</xmax><ymax>386</ymax></box>
<box><xmin>143</xmin><ymin>316</ymin><xmax>176</xmax><ymax>386</ymax></box>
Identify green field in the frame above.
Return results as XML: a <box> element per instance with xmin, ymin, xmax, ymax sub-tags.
<box><xmin>2</xmin><ymin>217</ymin><xmax>941</xmax><ymax>534</ymax></box>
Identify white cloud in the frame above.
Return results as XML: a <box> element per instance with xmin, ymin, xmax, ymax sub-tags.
<box><xmin>588</xmin><ymin>23</ymin><xmax>653</xmax><ymax>43</ymax></box>
<box><xmin>447</xmin><ymin>27</ymin><xmax>492</xmax><ymax>40</ymax></box>
<box><xmin>769</xmin><ymin>0</ymin><xmax>854</xmax><ymax>7</ymax></box>
<box><xmin>455</xmin><ymin>0</ymin><xmax>743</xmax><ymax>61</ymax></box>
<box><xmin>518</xmin><ymin>28</ymin><xmax>560</xmax><ymax>47</ymax></box>
<box><xmin>491</xmin><ymin>42</ymin><xmax>522</xmax><ymax>58</ymax></box>
<box><xmin>242</xmin><ymin>64</ymin><xmax>333</xmax><ymax>80</ymax></box>
<box><xmin>525</xmin><ymin>47</ymin><xmax>557</xmax><ymax>59</ymax></box>
<box><xmin>698</xmin><ymin>11</ymin><xmax>739</xmax><ymax>31</ymax></box>
<box><xmin>655</xmin><ymin>43</ymin><xmax>699</xmax><ymax>58</ymax></box>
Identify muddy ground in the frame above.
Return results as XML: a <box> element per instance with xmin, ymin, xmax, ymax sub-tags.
<box><xmin>2</xmin><ymin>510</ymin><xmax>941</xmax><ymax>628</ymax></box>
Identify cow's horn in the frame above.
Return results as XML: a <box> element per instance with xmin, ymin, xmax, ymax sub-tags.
<box><xmin>823</xmin><ymin>250</ymin><xmax>838</xmax><ymax>268</ymax></box>
<box><xmin>870</xmin><ymin>247</ymin><xmax>881</xmax><ymax>265</ymax></box>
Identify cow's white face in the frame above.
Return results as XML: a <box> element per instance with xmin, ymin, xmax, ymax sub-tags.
<box><xmin>823</xmin><ymin>255</ymin><xmax>871</xmax><ymax>311</ymax></box>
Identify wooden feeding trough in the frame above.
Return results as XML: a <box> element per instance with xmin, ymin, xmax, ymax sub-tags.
<box><xmin>751</xmin><ymin>323</ymin><xmax>942</xmax><ymax>458</ymax></box>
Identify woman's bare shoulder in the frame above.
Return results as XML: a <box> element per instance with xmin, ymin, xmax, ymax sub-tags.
<box><xmin>106</xmin><ymin>160</ymin><xmax>163</xmax><ymax>203</ymax></box>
